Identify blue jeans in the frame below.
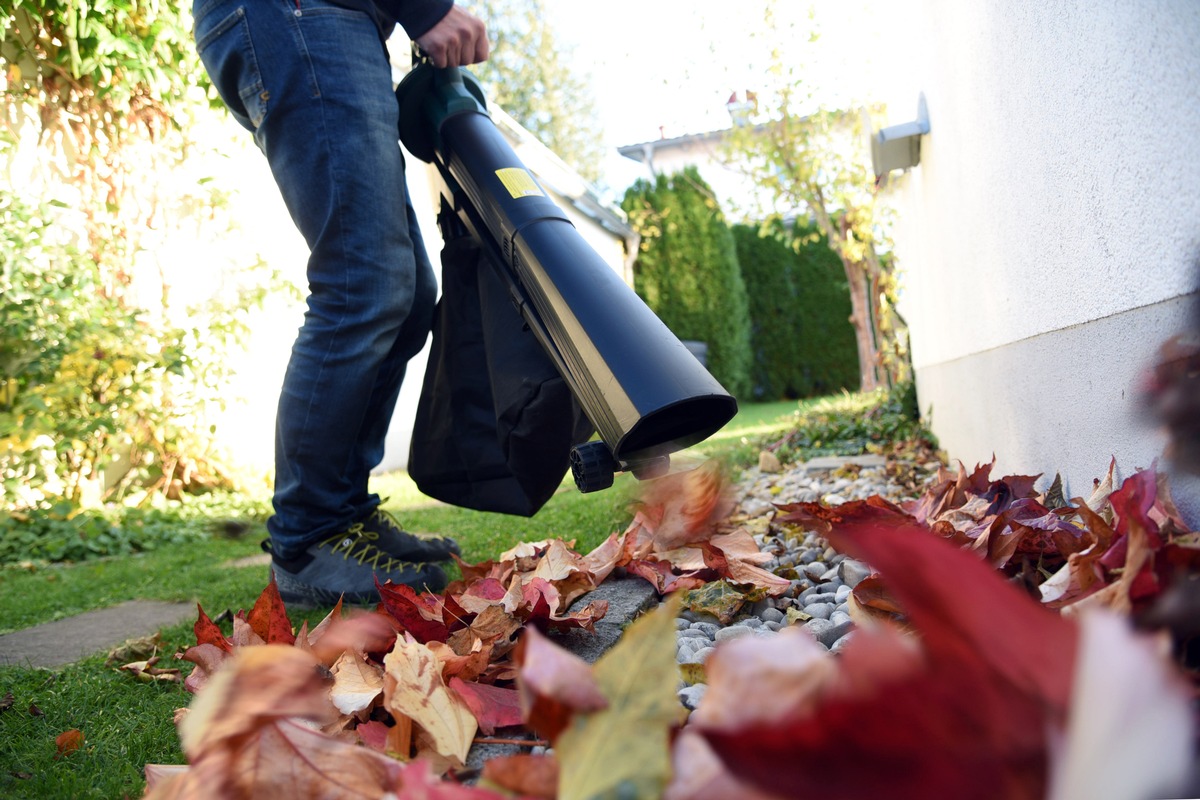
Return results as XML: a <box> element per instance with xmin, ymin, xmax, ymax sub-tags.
<box><xmin>193</xmin><ymin>0</ymin><xmax>437</xmax><ymax>559</ymax></box>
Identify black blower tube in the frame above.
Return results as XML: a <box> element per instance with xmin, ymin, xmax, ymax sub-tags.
<box><xmin>397</xmin><ymin>64</ymin><xmax>737</xmax><ymax>492</ymax></box>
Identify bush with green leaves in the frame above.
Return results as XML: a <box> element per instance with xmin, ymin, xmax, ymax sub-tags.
<box><xmin>768</xmin><ymin>381</ymin><xmax>933</xmax><ymax>463</ymax></box>
<box><xmin>0</xmin><ymin>195</ymin><xmax>186</xmax><ymax>503</ymax></box>
<box><xmin>733</xmin><ymin>221</ymin><xmax>859</xmax><ymax>400</ymax></box>
<box><xmin>621</xmin><ymin>167</ymin><xmax>753</xmax><ymax>397</ymax></box>
<box><xmin>0</xmin><ymin>490</ymin><xmax>270</xmax><ymax>566</ymax></box>
<box><xmin>1</xmin><ymin>4</ymin><xmax>290</xmax><ymax>509</ymax></box>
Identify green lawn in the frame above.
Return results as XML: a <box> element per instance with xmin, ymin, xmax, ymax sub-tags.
<box><xmin>0</xmin><ymin>397</ymin><xmax>820</xmax><ymax>799</ymax></box>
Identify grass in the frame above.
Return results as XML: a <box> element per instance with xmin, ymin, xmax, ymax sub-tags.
<box><xmin>0</xmin><ymin>394</ymin><xmax>887</xmax><ymax>799</ymax></box>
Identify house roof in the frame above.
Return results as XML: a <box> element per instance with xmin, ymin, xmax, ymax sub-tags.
<box><xmin>490</xmin><ymin>105</ymin><xmax>637</xmax><ymax>243</ymax></box>
<box><xmin>616</xmin><ymin>129</ymin><xmax>732</xmax><ymax>163</ymax></box>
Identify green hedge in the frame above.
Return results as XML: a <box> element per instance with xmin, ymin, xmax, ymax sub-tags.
<box><xmin>621</xmin><ymin>168</ymin><xmax>753</xmax><ymax>397</ymax></box>
<box><xmin>733</xmin><ymin>222</ymin><xmax>859</xmax><ymax>399</ymax></box>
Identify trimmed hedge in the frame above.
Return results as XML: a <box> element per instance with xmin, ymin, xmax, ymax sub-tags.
<box><xmin>733</xmin><ymin>222</ymin><xmax>859</xmax><ymax>399</ymax></box>
<box><xmin>621</xmin><ymin>168</ymin><xmax>753</xmax><ymax>397</ymax></box>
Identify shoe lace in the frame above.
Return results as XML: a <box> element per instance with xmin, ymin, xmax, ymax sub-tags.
<box><xmin>319</xmin><ymin>525</ymin><xmax>413</xmax><ymax>572</ymax></box>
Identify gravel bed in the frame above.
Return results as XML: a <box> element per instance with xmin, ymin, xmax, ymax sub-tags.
<box><xmin>675</xmin><ymin>454</ymin><xmax>936</xmax><ymax>699</ymax></box>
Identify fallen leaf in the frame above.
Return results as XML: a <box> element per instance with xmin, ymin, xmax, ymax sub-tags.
<box><xmin>0</xmin><ymin>692</ymin><xmax>13</xmax><ymax>712</ymax></box>
<box><xmin>1047</xmin><ymin>611</ymin><xmax>1193</xmax><ymax>800</ymax></box>
<box><xmin>666</xmin><ymin>729</ymin><xmax>785</xmax><ymax>800</ymax></box>
<box><xmin>699</xmin><ymin>520</ymin><xmax>1080</xmax><ymax>799</ymax></box>
<box><xmin>143</xmin><ymin>763</ymin><xmax>189</xmax><ymax>791</ymax></box>
<box><xmin>192</xmin><ymin>606</ymin><xmax>231</xmax><ymax>653</ymax></box>
<box><xmin>514</xmin><ymin>626</ymin><xmax>608</xmax><ymax>742</ymax></box>
<box><xmin>357</xmin><ymin>719</ymin><xmax>389</xmax><ymax>751</ymax></box>
<box><xmin>148</xmin><ymin>717</ymin><xmax>407</xmax><ymax>799</ymax></box>
<box><xmin>105</xmin><ymin>633</ymin><xmax>164</xmax><ymax>667</ymax></box>
<box><xmin>245</xmin><ymin>576</ymin><xmax>295</xmax><ymax>645</ymax></box>
<box><xmin>150</xmin><ymin>646</ymin><xmax>401</xmax><ymax>799</ymax></box>
<box><xmin>578</xmin><ymin>533</ymin><xmax>624</xmax><ymax>584</ymax></box>
<box><xmin>555</xmin><ymin>594</ymin><xmax>686</xmax><ymax>800</ymax></box>
<box><xmin>392</xmin><ymin>759</ymin><xmax>516</xmax><ymax>799</ymax></box>
<box><xmin>429</xmin><ymin>638</ymin><xmax>493</xmax><ymax>683</ymax></box>
<box><xmin>448</xmin><ymin>677</ymin><xmax>523</xmax><ymax>735</ymax></box>
<box><xmin>177</xmin><ymin>643</ymin><xmax>230</xmax><ymax>694</ymax></box>
<box><xmin>377</xmin><ymin>580</ymin><xmax>454</xmax><ymax>643</ymax></box>
<box><xmin>481</xmin><ymin>753</ymin><xmax>559</xmax><ymax>799</ymax></box>
<box><xmin>178</xmin><ymin>646</ymin><xmax>336</xmax><ymax>760</ymax></box>
<box><xmin>692</xmin><ymin>626</ymin><xmax>839</xmax><ymax>729</ymax></box>
<box><xmin>328</xmin><ymin>650</ymin><xmax>384</xmax><ymax>718</ymax></box>
<box><xmin>54</xmin><ymin>729</ymin><xmax>84</xmax><ymax>758</ymax></box>
<box><xmin>678</xmin><ymin>580</ymin><xmax>754</xmax><ymax>624</ymax></box>
<box><xmin>119</xmin><ymin>656</ymin><xmax>182</xmax><ymax>683</ymax></box>
<box><xmin>382</xmin><ymin>636</ymin><xmax>477</xmax><ymax>764</ymax></box>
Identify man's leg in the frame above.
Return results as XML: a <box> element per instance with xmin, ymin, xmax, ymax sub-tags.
<box><xmin>192</xmin><ymin>0</ymin><xmax>451</xmax><ymax>603</ymax></box>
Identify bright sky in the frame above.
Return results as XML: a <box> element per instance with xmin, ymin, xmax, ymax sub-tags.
<box><xmin>544</xmin><ymin>0</ymin><xmax>913</xmax><ymax>191</ymax></box>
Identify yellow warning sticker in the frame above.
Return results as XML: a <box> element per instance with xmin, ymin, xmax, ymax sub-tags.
<box><xmin>495</xmin><ymin>167</ymin><xmax>545</xmax><ymax>199</ymax></box>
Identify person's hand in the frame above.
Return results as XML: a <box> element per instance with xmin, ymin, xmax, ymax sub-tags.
<box><xmin>416</xmin><ymin>6</ymin><xmax>488</xmax><ymax>68</ymax></box>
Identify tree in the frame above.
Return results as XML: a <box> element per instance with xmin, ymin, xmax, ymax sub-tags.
<box><xmin>733</xmin><ymin>221</ymin><xmax>858</xmax><ymax>399</ymax></box>
<box><xmin>621</xmin><ymin>167</ymin><xmax>753</xmax><ymax>398</ymax></box>
<box><xmin>721</xmin><ymin>7</ymin><xmax>908</xmax><ymax>391</ymax></box>
<box><xmin>463</xmin><ymin>0</ymin><xmax>606</xmax><ymax>184</ymax></box>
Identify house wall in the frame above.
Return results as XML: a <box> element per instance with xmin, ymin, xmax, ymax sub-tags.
<box><xmin>878</xmin><ymin>0</ymin><xmax>1200</xmax><ymax>521</ymax></box>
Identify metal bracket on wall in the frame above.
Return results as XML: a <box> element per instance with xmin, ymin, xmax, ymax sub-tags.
<box><xmin>872</xmin><ymin>93</ymin><xmax>931</xmax><ymax>181</ymax></box>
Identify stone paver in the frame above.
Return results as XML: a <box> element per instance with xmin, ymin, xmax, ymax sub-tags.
<box><xmin>463</xmin><ymin>574</ymin><xmax>659</xmax><ymax>773</ymax></box>
<box><xmin>0</xmin><ymin>601</ymin><xmax>195</xmax><ymax>669</ymax></box>
<box><xmin>802</xmin><ymin>454</ymin><xmax>887</xmax><ymax>471</ymax></box>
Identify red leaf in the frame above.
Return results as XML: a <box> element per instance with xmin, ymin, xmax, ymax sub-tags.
<box><xmin>700</xmin><ymin>520</ymin><xmax>1081</xmax><ymax>800</ymax></box>
<box><xmin>376</xmin><ymin>580</ymin><xmax>451</xmax><ymax>643</ymax></box>
<box><xmin>193</xmin><ymin>605</ymin><xmax>231</xmax><ymax>653</ymax></box>
<box><xmin>54</xmin><ymin>729</ymin><xmax>84</xmax><ymax>758</ymax></box>
<box><xmin>178</xmin><ymin>642</ymin><xmax>230</xmax><ymax>694</ymax></box>
<box><xmin>624</xmin><ymin>558</ymin><xmax>709</xmax><ymax>594</ymax></box>
<box><xmin>448</xmin><ymin>677</ymin><xmax>524</xmax><ymax>735</ymax></box>
<box><xmin>392</xmin><ymin>759</ymin><xmax>515</xmax><ymax>798</ymax></box>
<box><xmin>246</xmin><ymin>576</ymin><xmax>296</xmax><ymax>645</ymax></box>
<box><xmin>515</xmin><ymin>626</ymin><xmax>607</xmax><ymax>742</ymax></box>
<box><xmin>828</xmin><ymin>519</ymin><xmax>1079</xmax><ymax>710</ymax></box>
<box><xmin>357</xmin><ymin>719</ymin><xmax>390</xmax><ymax>751</ymax></box>
<box><xmin>454</xmin><ymin>577</ymin><xmax>510</xmax><ymax>615</ymax></box>
<box><xmin>481</xmin><ymin>753</ymin><xmax>559</xmax><ymax>799</ymax></box>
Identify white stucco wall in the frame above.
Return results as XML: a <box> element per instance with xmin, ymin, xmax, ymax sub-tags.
<box><xmin>877</xmin><ymin>0</ymin><xmax>1200</xmax><ymax>520</ymax></box>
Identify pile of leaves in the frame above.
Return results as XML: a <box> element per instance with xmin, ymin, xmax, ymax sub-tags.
<box><xmin>142</xmin><ymin>462</ymin><xmax>789</xmax><ymax>798</ymax></box>
<box><xmin>781</xmin><ymin>458</ymin><xmax>1200</xmax><ymax>623</ymax></box>
<box><xmin>139</xmin><ymin>460</ymin><xmax>1197</xmax><ymax>799</ymax></box>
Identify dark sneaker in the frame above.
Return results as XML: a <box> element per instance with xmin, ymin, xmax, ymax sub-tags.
<box><xmin>357</xmin><ymin>507</ymin><xmax>460</xmax><ymax>562</ymax></box>
<box><xmin>267</xmin><ymin>529</ymin><xmax>447</xmax><ymax>609</ymax></box>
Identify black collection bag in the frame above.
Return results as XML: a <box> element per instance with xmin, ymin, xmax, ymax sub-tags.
<box><xmin>407</xmin><ymin>234</ymin><xmax>594</xmax><ymax>516</ymax></box>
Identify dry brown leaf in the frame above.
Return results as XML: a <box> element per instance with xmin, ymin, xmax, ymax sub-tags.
<box><xmin>382</xmin><ymin>635</ymin><xmax>477</xmax><ymax>764</ymax></box>
<box><xmin>328</xmin><ymin>650</ymin><xmax>384</xmax><ymax>719</ymax></box>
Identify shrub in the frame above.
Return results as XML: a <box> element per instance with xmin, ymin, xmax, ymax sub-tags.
<box><xmin>621</xmin><ymin>168</ymin><xmax>753</xmax><ymax>397</ymax></box>
<box><xmin>733</xmin><ymin>221</ymin><xmax>859</xmax><ymax>399</ymax></box>
<box><xmin>766</xmin><ymin>381</ymin><xmax>933</xmax><ymax>464</ymax></box>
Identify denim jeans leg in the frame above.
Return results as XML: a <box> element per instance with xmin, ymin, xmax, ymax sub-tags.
<box><xmin>192</xmin><ymin>0</ymin><xmax>434</xmax><ymax>559</ymax></box>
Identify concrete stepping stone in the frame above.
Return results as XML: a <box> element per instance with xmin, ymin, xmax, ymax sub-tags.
<box><xmin>801</xmin><ymin>454</ymin><xmax>887</xmax><ymax>471</ymax></box>
<box><xmin>0</xmin><ymin>601</ymin><xmax>195</xmax><ymax>669</ymax></box>
<box><xmin>464</xmin><ymin>574</ymin><xmax>660</xmax><ymax>772</ymax></box>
